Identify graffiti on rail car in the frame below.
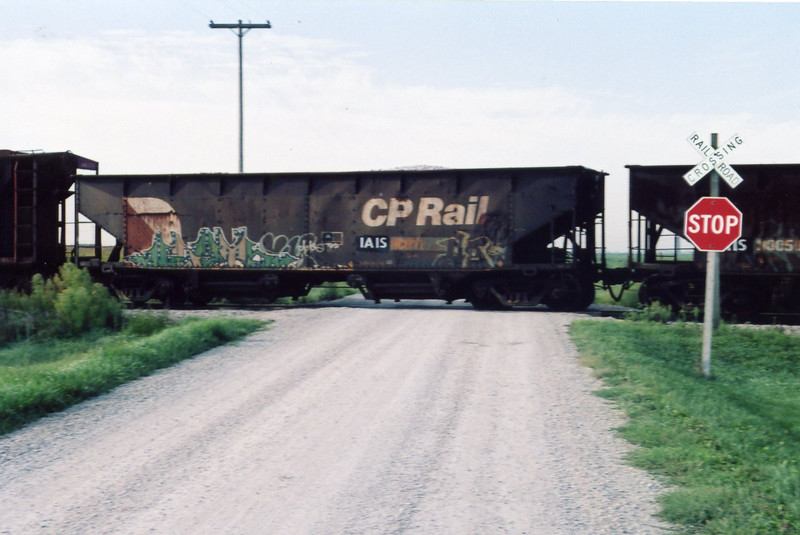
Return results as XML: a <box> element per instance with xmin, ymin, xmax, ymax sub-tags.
<box><xmin>432</xmin><ymin>231</ymin><xmax>507</xmax><ymax>268</ymax></box>
<box><xmin>432</xmin><ymin>213</ymin><xmax>513</xmax><ymax>268</ymax></box>
<box><xmin>126</xmin><ymin>227</ymin><xmax>342</xmax><ymax>269</ymax></box>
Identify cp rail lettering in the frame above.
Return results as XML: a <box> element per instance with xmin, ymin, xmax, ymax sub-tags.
<box><xmin>362</xmin><ymin>196</ymin><xmax>490</xmax><ymax>227</ymax></box>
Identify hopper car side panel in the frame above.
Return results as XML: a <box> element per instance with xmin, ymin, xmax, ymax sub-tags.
<box><xmin>78</xmin><ymin>166</ymin><xmax>606</xmax><ymax>309</ymax></box>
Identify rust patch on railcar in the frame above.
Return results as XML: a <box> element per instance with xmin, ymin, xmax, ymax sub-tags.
<box><xmin>123</xmin><ymin>197</ymin><xmax>183</xmax><ymax>255</ymax></box>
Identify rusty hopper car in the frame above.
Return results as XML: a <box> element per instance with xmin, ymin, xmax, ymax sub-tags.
<box><xmin>77</xmin><ymin>166</ymin><xmax>606</xmax><ymax>309</ymax></box>
<box><xmin>0</xmin><ymin>151</ymin><xmax>99</xmax><ymax>288</ymax></box>
<box><xmin>629</xmin><ymin>163</ymin><xmax>800</xmax><ymax>318</ymax></box>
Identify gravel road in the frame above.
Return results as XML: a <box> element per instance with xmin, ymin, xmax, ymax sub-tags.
<box><xmin>0</xmin><ymin>297</ymin><xmax>671</xmax><ymax>534</ymax></box>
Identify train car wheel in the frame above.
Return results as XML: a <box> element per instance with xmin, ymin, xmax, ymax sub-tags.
<box><xmin>156</xmin><ymin>279</ymin><xmax>185</xmax><ymax>309</ymax></box>
<box><xmin>469</xmin><ymin>281</ymin><xmax>511</xmax><ymax>311</ymax></box>
<box><xmin>721</xmin><ymin>284</ymin><xmax>768</xmax><ymax>322</ymax></box>
<box><xmin>575</xmin><ymin>276</ymin><xmax>596</xmax><ymax>310</ymax></box>
<box><xmin>637</xmin><ymin>279</ymin><xmax>654</xmax><ymax>305</ymax></box>
<box><xmin>639</xmin><ymin>276</ymin><xmax>689</xmax><ymax>312</ymax></box>
<box><xmin>188</xmin><ymin>293</ymin><xmax>210</xmax><ymax>307</ymax></box>
<box><xmin>543</xmin><ymin>274</ymin><xmax>582</xmax><ymax>312</ymax></box>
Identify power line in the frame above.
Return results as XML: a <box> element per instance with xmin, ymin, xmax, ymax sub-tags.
<box><xmin>230</xmin><ymin>0</ymin><xmax>267</xmax><ymax>22</ymax></box>
<box><xmin>215</xmin><ymin>0</ymin><xmax>244</xmax><ymax>18</ymax></box>
<box><xmin>176</xmin><ymin>0</ymin><xmax>213</xmax><ymax>23</ymax></box>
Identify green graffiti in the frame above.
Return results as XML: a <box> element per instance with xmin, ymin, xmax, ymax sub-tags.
<box><xmin>127</xmin><ymin>227</ymin><xmax>301</xmax><ymax>269</ymax></box>
<box><xmin>127</xmin><ymin>232</ymin><xmax>184</xmax><ymax>268</ymax></box>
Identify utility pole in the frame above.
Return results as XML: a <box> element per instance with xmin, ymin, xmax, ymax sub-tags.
<box><xmin>209</xmin><ymin>19</ymin><xmax>271</xmax><ymax>173</ymax></box>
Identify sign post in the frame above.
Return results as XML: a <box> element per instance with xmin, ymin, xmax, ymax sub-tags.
<box><xmin>683</xmin><ymin>133</ymin><xmax>744</xmax><ymax>378</ymax></box>
<box><xmin>684</xmin><ymin>196</ymin><xmax>743</xmax><ymax>377</ymax></box>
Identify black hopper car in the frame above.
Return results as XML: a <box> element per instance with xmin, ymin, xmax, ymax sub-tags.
<box><xmin>0</xmin><ymin>151</ymin><xmax>98</xmax><ymax>288</ymax></box>
<box><xmin>3</xmin><ymin>150</ymin><xmax>800</xmax><ymax>317</ymax></box>
<box><xmin>629</xmin><ymin>163</ymin><xmax>800</xmax><ymax>319</ymax></box>
<box><xmin>76</xmin><ymin>165</ymin><xmax>607</xmax><ymax>310</ymax></box>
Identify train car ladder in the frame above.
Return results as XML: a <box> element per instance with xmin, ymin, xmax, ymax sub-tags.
<box><xmin>12</xmin><ymin>160</ymin><xmax>36</xmax><ymax>263</ymax></box>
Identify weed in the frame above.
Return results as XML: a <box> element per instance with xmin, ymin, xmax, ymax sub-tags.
<box><xmin>123</xmin><ymin>311</ymin><xmax>174</xmax><ymax>336</ymax></box>
<box><xmin>276</xmin><ymin>284</ymin><xmax>357</xmax><ymax>304</ymax></box>
<box><xmin>623</xmin><ymin>302</ymin><xmax>676</xmax><ymax>323</ymax></box>
<box><xmin>0</xmin><ymin>264</ymin><xmax>122</xmax><ymax>344</ymax></box>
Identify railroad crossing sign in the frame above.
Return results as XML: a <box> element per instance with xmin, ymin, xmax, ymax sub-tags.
<box><xmin>683</xmin><ymin>133</ymin><xmax>744</xmax><ymax>188</ymax></box>
<box><xmin>684</xmin><ymin>197</ymin><xmax>743</xmax><ymax>252</ymax></box>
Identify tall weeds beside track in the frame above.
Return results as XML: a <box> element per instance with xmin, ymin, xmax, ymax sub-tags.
<box><xmin>0</xmin><ymin>263</ymin><xmax>122</xmax><ymax>345</ymax></box>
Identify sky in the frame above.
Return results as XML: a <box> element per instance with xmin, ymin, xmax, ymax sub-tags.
<box><xmin>3</xmin><ymin>0</ymin><xmax>800</xmax><ymax>250</ymax></box>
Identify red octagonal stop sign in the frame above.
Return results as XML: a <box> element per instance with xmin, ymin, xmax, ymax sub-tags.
<box><xmin>684</xmin><ymin>197</ymin><xmax>743</xmax><ymax>252</ymax></box>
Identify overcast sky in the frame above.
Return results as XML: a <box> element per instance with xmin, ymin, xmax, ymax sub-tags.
<box><xmin>3</xmin><ymin>0</ymin><xmax>799</xmax><ymax>249</ymax></box>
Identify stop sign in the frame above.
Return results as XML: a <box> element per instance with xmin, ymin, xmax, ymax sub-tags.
<box><xmin>684</xmin><ymin>197</ymin><xmax>743</xmax><ymax>252</ymax></box>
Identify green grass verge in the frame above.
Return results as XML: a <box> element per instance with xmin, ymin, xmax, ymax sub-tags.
<box><xmin>0</xmin><ymin>317</ymin><xmax>267</xmax><ymax>435</ymax></box>
<box><xmin>570</xmin><ymin>320</ymin><xmax>800</xmax><ymax>534</ymax></box>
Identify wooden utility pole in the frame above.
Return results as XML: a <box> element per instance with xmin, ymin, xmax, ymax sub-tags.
<box><xmin>210</xmin><ymin>19</ymin><xmax>271</xmax><ymax>173</ymax></box>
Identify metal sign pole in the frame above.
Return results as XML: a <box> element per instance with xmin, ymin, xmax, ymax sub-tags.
<box><xmin>701</xmin><ymin>248</ymin><xmax>718</xmax><ymax>378</ymax></box>
<box><xmin>701</xmin><ymin>133</ymin><xmax>720</xmax><ymax>379</ymax></box>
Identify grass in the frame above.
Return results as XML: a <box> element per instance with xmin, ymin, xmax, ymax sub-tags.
<box><xmin>275</xmin><ymin>283</ymin><xmax>358</xmax><ymax>305</ymax></box>
<box><xmin>570</xmin><ymin>320</ymin><xmax>800</xmax><ymax>534</ymax></box>
<box><xmin>594</xmin><ymin>281</ymin><xmax>640</xmax><ymax>308</ymax></box>
<box><xmin>595</xmin><ymin>252</ymin><xmax>640</xmax><ymax>307</ymax></box>
<box><xmin>0</xmin><ymin>315</ymin><xmax>267</xmax><ymax>435</ymax></box>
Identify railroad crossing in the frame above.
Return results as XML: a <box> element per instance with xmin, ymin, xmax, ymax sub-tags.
<box><xmin>683</xmin><ymin>133</ymin><xmax>745</xmax><ymax>188</ymax></box>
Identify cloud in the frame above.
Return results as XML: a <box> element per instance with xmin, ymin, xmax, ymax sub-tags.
<box><xmin>3</xmin><ymin>29</ymin><xmax>798</xmax><ymax>250</ymax></box>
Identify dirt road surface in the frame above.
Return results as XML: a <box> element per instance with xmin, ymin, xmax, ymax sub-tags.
<box><xmin>0</xmin><ymin>298</ymin><xmax>670</xmax><ymax>534</ymax></box>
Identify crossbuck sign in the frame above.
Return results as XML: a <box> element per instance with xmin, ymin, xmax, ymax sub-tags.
<box><xmin>683</xmin><ymin>133</ymin><xmax>744</xmax><ymax>188</ymax></box>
